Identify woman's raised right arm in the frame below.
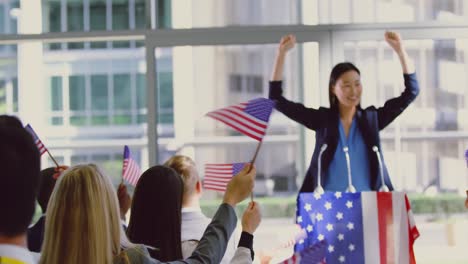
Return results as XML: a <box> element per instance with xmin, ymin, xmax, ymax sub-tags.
<box><xmin>270</xmin><ymin>35</ymin><xmax>325</xmax><ymax>131</ymax></box>
<box><xmin>271</xmin><ymin>35</ymin><xmax>296</xmax><ymax>81</ymax></box>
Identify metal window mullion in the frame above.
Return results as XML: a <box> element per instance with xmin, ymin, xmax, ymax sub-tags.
<box><xmin>4</xmin><ymin>2</ymin><xmax>10</xmax><ymax>34</ymax></box>
<box><xmin>145</xmin><ymin>40</ymin><xmax>158</xmax><ymax>165</ymax></box>
<box><xmin>129</xmin><ymin>0</ymin><xmax>136</xmax><ymax>48</ymax></box>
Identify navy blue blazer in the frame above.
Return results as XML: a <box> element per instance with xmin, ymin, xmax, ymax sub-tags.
<box><xmin>27</xmin><ymin>215</ymin><xmax>45</xmax><ymax>252</ymax></box>
<box><xmin>269</xmin><ymin>73</ymin><xmax>419</xmax><ymax>193</ymax></box>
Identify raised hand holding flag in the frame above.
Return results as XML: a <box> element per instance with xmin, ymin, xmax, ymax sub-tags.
<box><xmin>206</xmin><ymin>98</ymin><xmax>275</xmax><ymax>200</ymax></box>
<box><xmin>204</xmin><ymin>162</ymin><xmax>248</xmax><ymax>192</ymax></box>
<box><xmin>122</xmin><ymin>145</ymin><xmax>142</xmax><ymax>186</ymax></box>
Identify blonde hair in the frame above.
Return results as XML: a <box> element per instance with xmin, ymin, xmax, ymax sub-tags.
<box><xmin>39</xmin><ymin>164</ymin><xmax>128</xmax><ymax>264</ymax></box>
<box><xmin>164</xmin><ymin>155</ymin><xmax>198</xmax><ymax>201</ymax></box>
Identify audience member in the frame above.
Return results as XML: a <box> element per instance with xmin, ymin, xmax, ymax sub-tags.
<box><xmin>39</xmin><ymin>164</ymin><xmax>142</xmax><ymax>264</ymax></box>
<box><xmin>127</xmin><ymin>166</ymin><xmax>184</xmax><ymax>261</ymax></box>
<box><xmin>40</xmin><ymin>163</ymin><xmax>256</xmax><ymax>264</ymax></box>
<box><xmin>0</xmin><ymin>120</ymin><xmax>41</xmax><ymax>264</ymax></box>
<box><xmin>164</xmin><ymin>155</ymin><xmax>247</xmax><ymax>261</ymax></box>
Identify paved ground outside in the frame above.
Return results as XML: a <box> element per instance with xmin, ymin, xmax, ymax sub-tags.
<box><xmin>251</xmin><ymin>215</ymin><xmax>468</xmax><ymax>263</ymax></box>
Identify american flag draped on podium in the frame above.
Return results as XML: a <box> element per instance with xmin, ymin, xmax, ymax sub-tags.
<box><xmin>24</xmin><ymin>124</ymin><xmax>47</xmax><ymax>156</ymax></box>
<box><xmin>206</xmin><ymin>98</ymin><xmax>275</xmax><ymax>141</ymax></box>
<box><xmin>295</xmin><ymin>191</ymin><xmax>419</xmax><ymax>264</ymax></box>
<box><xmin>122</xmin><ymin>145</ymin><xmax>141</xmax><ymax>186</ymax></box>
<box><xmin>279</xmin><ymin>240</ymin><xmax>327</xmax><ymax>264</ymax></box>
<box><xmin>204</xmin><ymin>163</ymin><xmax>247</xmax><ymax>192</ymax></box>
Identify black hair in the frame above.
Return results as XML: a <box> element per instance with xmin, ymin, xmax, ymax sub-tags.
<box><xmin>127</xmin><ymin>165</ymin><xmax>184</xmax><ymax>261</ymax></box>
<box><xmin>328</xmin><ymin>62</ymin><xmax>361</xmax><ymax>109</ymax></box>
<box><xmin>0</xmin><ymin>123</ymin><xmax>40</xmax><ymax>237</ymax></box>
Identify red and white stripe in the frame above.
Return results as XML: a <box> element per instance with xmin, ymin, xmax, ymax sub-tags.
<box><xmin>206</xmin><ymin>103</ymin><xmax>268</xmax><ymax>141</ymax></box>
<box><xmin>35</xmin><ymin>140</ymin><xmax>47</xmax><ymax>155</ymax></box>
<box><xmin>123</xmin><ymin>158</ymin><xmax>141</xmax><ymax>186</ymax></box>
<box><xmin>361</xmin><ymin>192</ymin><xmax>419</xmax><ymax>264</ymax></box>
<box><xmin>281</xmin><ymin>253</ymin><xmax>301</xmax><ymax>264</ymax></box>
<box><xmin>203</xmin><ymin>164</ymin><xmax>233</xmax><ymax>192</ymax></box>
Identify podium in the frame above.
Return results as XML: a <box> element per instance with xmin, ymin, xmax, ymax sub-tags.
<box><xmin>295</xmin><ymin>191</ymin><xmax>419</xmax><ymax>264</ymax></box>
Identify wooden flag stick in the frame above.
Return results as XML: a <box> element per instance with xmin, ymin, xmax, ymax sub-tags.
<box><xmin>46</xmin><ymin>149</ymin><xmax>59</xmax><ymax>167</ymax></box>
<box><xmin>248</xmin><ymin>140</ymin><xmax>263</xmax><ymax>201</ymax></box>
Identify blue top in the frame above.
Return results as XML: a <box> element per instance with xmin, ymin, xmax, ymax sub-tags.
<box><xmin>324</xmin><ymin>118</ymin><xmax>372</xmax><ymax>191</ymax></box>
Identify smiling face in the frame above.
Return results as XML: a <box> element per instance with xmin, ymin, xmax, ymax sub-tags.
<box><xmin>332</xmin><ymin>70</ymin><xmax>362</xmax><ymax>109</ymax></box>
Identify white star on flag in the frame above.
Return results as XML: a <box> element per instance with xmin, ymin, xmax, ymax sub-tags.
<box><xmin>316</xmin><ymin>213</ymin><xmax>323</xmax><ymax>221</ymax></box>
<box><xmin>336</xmin><ymin>212</ymin><xmax>344</xmax><ymax>220</ymax></box>
<box><xmin>346</xmin><ymin>200</ymin><xmax>353</xmax><ymax>208</ymax></box>
<box><xmin>304</xmin><ymin>203</ymin><xmax>312</xmax><ymax>212</ymax></box>
<box><xmin>324</xmin><ymin>201</ymin><xmax>332</xmax><ymax>210</ymax></box>
<box><xmin>328</xmin><ymin>245</ymin><xmax>335</xmax><ymax>253</ymax></box>
<box><xmin>326</xmin><ymin>223</ymin><xmax>334</xmax><ymax>231</ymax></box>
<box><xmin>335</xmin><ymin>191</ymin><xmax>342</xmax><ymax>198</ymax></box>
<box><xmin>306</xmin><ymin>225</ymin><xmax>313</xmax><ymax>232</ymax></box>
<box><xmin>349</xmin><ymin>244</ymin><xmax>355</xmax><ymax>252</ymax></box>
<box><xmin>347</xmin><ymin>222</ymin><xmax>355</xmax><ymax>230</ymax></box>
<box><xmin>299</xmin><ymin>239</ymin><xmax>304</xmax><ymax>244</ymax></box>
<box><xmin>297</xmin><ymin>216</ymin><xmax>302</xmax><ymax>223</ymax></box>
<box><xmin>318</xmin><ymin>234</ymin><xmax>325</xmax><ymax>241</ymax></box>
<box><xmin>338</xmin><ymin>233</ymin><xmax>344</xmax><ymax>241</ymax></box>
<box><xmin>339</xmin><ymin>255</ymin><xmax>346</xmax><ymax>263</ymax></box>
<box><xmin>314</xmin><ymin>192</ymin><xmax>322</xmax><ymax>200</ymax></box>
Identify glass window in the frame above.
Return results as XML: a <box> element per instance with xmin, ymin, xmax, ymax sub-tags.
<box><xmin>0</xmin><ymin>5</ymin><xmax>5</xmax><ymax>35</ymax></box>
<box><xmin>136</xmin><ymin>73</ymin><xmax>146</xmax><ymax>123</ymax></box>
<box><xmin>0</xmin><ymin>80</ymin><xmax>6</xmax><ymax>113</ymax></box>
<box><xmin>9</xmin><ymin>0</ymin><xmax>18</xmax><ymax>34</ymax></box>
<box><xmin>156</xmin><ymin>0</ymin><xmax>171</xmax><ymax>28</ymax></box>
<box><xmin>91</xmin><ymin>75</ymin><xmax>108</xmax><ymax>111</ymax></box>
<box><xmin>112</xmin><ymin>0</ymin><xmax>130</xmax><ymax>48</ymax></box>
<box><xmin>12</xmin><ymin>77</ymin><xmax>18</xmax><ymax>112</ymax></box>
<box><xmin>154</xmin><ymin>43</ymin><xmax>317</xmax><ymax>192</ymax></box>
<box><xmin>157</xmin><ymin>72</ymin><xmax>173</xmax><ymax>124</ymax></box>
<box><xmin>67</xmin><ymin>1</ymin><xmax>84</xmax><ymax>49</ymax></box>
<box><xmin>69</xmin><ymin>75</ymin><xmax>86</xmax><ymax>111</ymax></box>
<box><xmin>113</xmin><ymin>73</ymin><xmax>131</xmax><ymax>110</ymax></box>
<box><xmin>45</xmin><ymin>1</ymin><xmax>61</xmax><ymax>33</ymax></box>
<box><xmin>90</xmin><ymin>0</ymin><xmax>107</xmax><ymax>31</ymax></box>
<box><xmin>50</xmin><ymin>76</ymin><xmax>63</xmax><ymax>111</ymax></box>
<box><xmin>135</xmin><ymin>0</ymin><xmax>146</xmax><ymax>29</ymax></box>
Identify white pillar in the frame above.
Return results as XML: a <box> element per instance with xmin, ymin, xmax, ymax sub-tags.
<box><xmin>17</xmin><ymin>0</ymin><xmax>44</xmax><ymax>128</ymax></box>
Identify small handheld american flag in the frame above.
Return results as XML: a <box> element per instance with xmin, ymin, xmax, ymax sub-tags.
<box><xmin>24</xmin><ymin>124</ymin><xmax>47</xmax><ymax>156</ymax></box>
<box><xmin>206</xmin><ymin>98</ymin><xmax>275</xmax><ymax>141</ymax></box>
<box><xmin>279</xmin><ymin>240</ymin><xmax>326</xmax><ymax>264</ymax></box>
<box><xmin>122</xmin><ymin>145</ymin><xmax>142</xmax><ymax>186</ymax></box>
<box><xmin>203</xmin><ymin>162</ymin><xmax>247</xmax><ymax>192</ymax></box>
